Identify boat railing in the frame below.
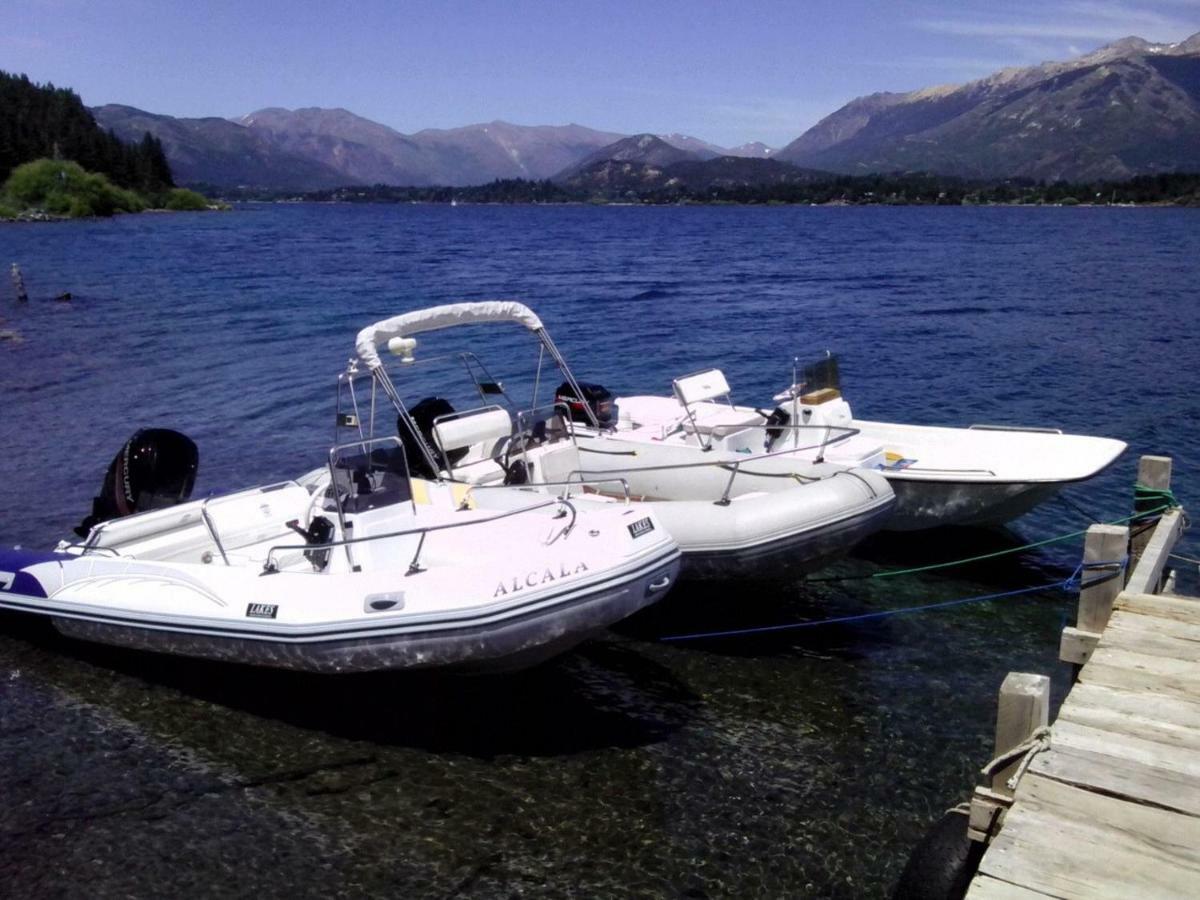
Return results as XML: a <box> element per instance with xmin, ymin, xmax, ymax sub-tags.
<box><xmin>573</xmin><ymin>426</ymin><xmax>866</xmax><ymax>506</ymax></box>
<box><xmin>464</xmin><ymin>476</ymin><xmax>632</xmax><ymax>505</ymax></box>
<box><xmin>706</xmin><ymin>420</ymin><xmax>859</xmax><ymax>451</ymax></box>
<box><xmin>199</xmin><ymin>481</ymin><xmax>305</xmax><ymax>566</ymax></box>
<box><xmin>261</xmin><ymin>496</ymin><xmax>578</xmax><ymax>576</ymax></box>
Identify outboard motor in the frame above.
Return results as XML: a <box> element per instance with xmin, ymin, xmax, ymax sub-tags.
<box><xmin>74</xmin><ymin>428</ymin><xmax>198</xmax><ymax>537</ymax></box>
<box><xmin>398</xmin><ymin>397</ymin><xmax>466</xmax><ymax>478</ymax></box>
<box><xmin>554</xmin><ymin>381</ymin><xmax>617</xmax><ymax>428</ymax></box>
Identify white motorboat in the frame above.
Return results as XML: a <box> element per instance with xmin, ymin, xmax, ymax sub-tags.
<box><xmin>352</xmin><ymin>302</ymin><xmax>896</xmax><ymax>578</ymax></box>
<box><xmin>604</xmin><ymin>353</ymin><xmax>1127</xmax><ymax>532</ymax></box>
<box><xmin>0</xmin><ymin>326</ymin><xmax>681</xmax><ymax>674</ymax></box>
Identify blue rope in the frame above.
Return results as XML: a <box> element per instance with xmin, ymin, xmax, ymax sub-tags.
<box><xmin>659</xmin><ymin>557</ymin><xmax>1126</xmax><ymax>644</ymax></box>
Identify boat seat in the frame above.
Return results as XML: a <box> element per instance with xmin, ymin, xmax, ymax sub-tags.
<box><xmin>617</xmin><ymin>395</ymin><xmax>686</xmax><ymax>431</ymax></box>
<box><xmin>673</xmin><ymin>368</ymin><xmax>731</xmax><ymax>407</ymax></box>
<box><xmin>680</xmin><ymin>401</ymin><xmax>764</xmax><ymax>437</ymax></box>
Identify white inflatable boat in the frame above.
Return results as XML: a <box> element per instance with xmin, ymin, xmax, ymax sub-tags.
<box><xmin>352</xmin><ymin>302</ymin><xmax>896</xmax><ymax>578</ymax></box>
<box><xmin>607</xmin><ymin>354</ymin><xmax>1127</xmax><ymax>531</ymax></box>
<box><xmin>0</xmin><ymin>336</ymin><xmax>680</xmax><ymax>674</ymax></box>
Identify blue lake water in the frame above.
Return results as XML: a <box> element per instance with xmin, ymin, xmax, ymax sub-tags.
<box><xmin>1</xmin><ymin>204</ymin><xmax>1197</xmax><ymax>896</ymax></box>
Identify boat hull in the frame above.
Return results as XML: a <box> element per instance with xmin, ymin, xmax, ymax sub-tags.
<box><xmin>880</xmin><ymin>477</ymin><xmax>1065</xmax><ymax>531</ymax></box>
<box><xmin>572</xmin><ymin>433</ymin><xmax>896</xmax><ymax>578</ymax></box>
<box><xmin>45</xmin><ymin>553</ymin><xmax>679</xmax><ymax>673</ymax></box>
<box><xmin>0</xmin><ymin>541</ymin><xmax>680</xmax><ymax>674</ymax></box>
<box><xmin>669</xmin><ymin>489</ymin><xmax>896</xmax><ymax>579</ymax></box>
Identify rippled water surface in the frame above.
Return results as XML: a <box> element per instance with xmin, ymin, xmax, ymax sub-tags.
<box><xmin>1</xmin><ymin>204</ymin><xmax>1198</xmax><ymax>896</ymax></box>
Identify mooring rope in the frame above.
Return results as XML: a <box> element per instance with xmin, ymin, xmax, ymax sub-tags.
<box><xmin>659</xmin><ymin>557</ymin><xmax>1126</xmax><ymax>643</ymax></box>
<box><xmin>979</xmin><ymin>725</ymin><xmax>1053</xmax><ymax>791</ymax></box>
<box><xmin>806</xmin><ymin>501</ymin><xmax>1172</xmax><ymax>584</ymax></box>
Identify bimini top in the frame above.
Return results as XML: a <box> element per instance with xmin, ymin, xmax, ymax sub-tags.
<box><xmin>355</xmin><ymin>301</ymin><xmax>544</xmax><ymax>370</ymax></box>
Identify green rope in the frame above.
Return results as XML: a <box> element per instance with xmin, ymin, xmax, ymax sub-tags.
<box><xmin>807</xmin><ymin>501</ymin><xmax>1175</xmax><ymax>583</ymax></box>
<box><xmin>1133</xmin><ymin>483</ymin><xmax>1179</xmax><ymax>516</ymax></box>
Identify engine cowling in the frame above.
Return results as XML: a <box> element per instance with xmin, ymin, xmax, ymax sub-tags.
<box><xmin>74</xmin><ymin>429</ymin><xmax>199</xmax><ymax>538</ymax></box>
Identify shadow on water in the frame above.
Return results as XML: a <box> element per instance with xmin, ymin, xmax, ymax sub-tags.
<box><xmin>614</xmin><ymin>526</ymin><xmax>1075</xmax><ymax>662</ymax></box>
<box><xmin>616</xmin><ymin>576</ymin><xmax>903</xmax><ymax>660</ymax></box>
<box><xmin>0</xmin><ymin>612</ymin><xmax>699</xmax><ymax>758</ymax></box>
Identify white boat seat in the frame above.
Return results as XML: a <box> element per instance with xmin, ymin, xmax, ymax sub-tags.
<box><xmin>673</xmin><ymin>368</ymin><xmax>731</xmax><ymax>406</ymax></box>
<box><xmin>618</xmin><ymin>395</ymin><xmax>686</xmax><ymax>430</ymax></box>
<box><xmin>681</xmin><ymin>401</ymin><xmax>764</xmax><ymax>437</ymax></box>
<box><xmin>432</xmin><ymin>407</ymin><xmax>513</xmax><ymax>454</ymax></box>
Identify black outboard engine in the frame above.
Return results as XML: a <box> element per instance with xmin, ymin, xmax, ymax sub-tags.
<box><xmin>554</xmin><ymin>381</ymin><xmax>617</xmax><ymax>428</ymax></box>
<box><xmin>74</xmin><ymin>428</ymin><xmax>199</xmax><ymax>538</ymax></box>
<box><xmin>398</xmin><ymin>397</ymin><xmax>466</xmax><ymax>479</ymax></box>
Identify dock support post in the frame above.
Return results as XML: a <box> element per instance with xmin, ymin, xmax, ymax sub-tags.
<box><xmin>11</xmin><ymin>263</ymin><xmax>28</xmax><ymax>303</ymax></box>
<box><xmin>968</xmin><ymin>672</ymin><xmax>1050</xmax><ymax>843</ymax></box>
<box><xmin>1059</xmin><ymin>523</ymin><xmax>1129</xmax><ymax>666</ymax></box>
<box><xmin>1132</xmin><ymin>455</ymin><xmax>1172</xmax><ymax>569</ymax></box>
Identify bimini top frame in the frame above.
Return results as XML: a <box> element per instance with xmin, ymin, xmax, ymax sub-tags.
<box><xmin>350</xmin><ymin>301</ymin><xmax>603</xmax><ymax>477</ymax></box>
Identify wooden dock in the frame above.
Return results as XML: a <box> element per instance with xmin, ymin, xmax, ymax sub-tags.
<box><xmin>965</xmin><ymin>456</ymin><xmax>1199</xmax><ymax>899</ymax></box>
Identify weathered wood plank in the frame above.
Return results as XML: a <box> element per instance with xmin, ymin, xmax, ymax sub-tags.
<box><xmin>1028</xmin><ymin>720</ymin><xmax>1200</xmax><ymax>817</ymax></box>
<box><xmin>1079</xmin><ymin>660</ymin><xmax>1200</xmax><ymax>702</ymax></box>
<box><xmin>966</xmin><ymin>875</ymin><xmax>1057</xmax><ymax>899</ymax></box>
<box><xmin>1127</xmin><ymin>508</ymin><xmax>1183</xmax><ymax>596</ymax></box>
<box><xmin>1086</xmin><ymin>644</ymin><xmax>1200</xmax><ymax>681</ymax></box>
<box><xmin>1107</xmin><ymin>605</ymin><xmax>1200</xmax><ymax>643</ymax></box>
<box><xmin>1056</xmin><ymin>681</ymin><xmax>1200</xmax><ymax>742</ymax></box>
<box><xmin>1117</xmin><ymin>590</ymin><xmax>1200</xmax><ymax>627</ymax></box>
<box><xmin>1100</xmin><ymin>613</ymin><xmax>1200</xmax><ymax>663</ymax></box>
<box><xmin>977</xmin><ymin>774</ymin><xmax>1200</xmax><ymax>899</ymax></box>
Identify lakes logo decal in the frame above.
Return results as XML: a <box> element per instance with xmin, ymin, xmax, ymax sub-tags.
<box><xmin>494</xmin><ymin>561</ymin><xmax>589</xmax><ymax>597</ymax></box>
<box><xmin>246</xmin><ymin>603</ymin><xmax>279</xmax><ymax>619</ymax></box>
<box><xmin>627</xmin><ymin>517</ymin><xmax>655</xmax><ymax>539</ymax></box>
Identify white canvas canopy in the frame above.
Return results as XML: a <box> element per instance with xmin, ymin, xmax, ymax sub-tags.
<box><xmin>355</xmin><ymin>301</ymin><xmax>544</xmax><ymax>369</ymax></box>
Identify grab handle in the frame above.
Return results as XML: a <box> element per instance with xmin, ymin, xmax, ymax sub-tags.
<box><xmin>646</xmin><ymin>575</ymin><xmax>672</xmax><ymax>595</ymax></box>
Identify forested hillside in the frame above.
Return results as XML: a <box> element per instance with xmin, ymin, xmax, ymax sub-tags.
<box><xmin>0</xmin><ymin>70</ymin><xmax>174</xmax><ymax>193</ymax></box>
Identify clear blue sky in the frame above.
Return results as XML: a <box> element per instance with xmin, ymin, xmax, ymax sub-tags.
<box><xmin>3</xmin><ymin>1</ymin><xmax>1197</xmax><ymax>148</ymax></box>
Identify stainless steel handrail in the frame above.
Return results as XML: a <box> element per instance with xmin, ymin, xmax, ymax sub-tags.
<box><xmin>571</xmin><ymin>426</ymin><xmax>862</xmax><ymax>506</ymax></box>
<box><xmin>197</xmin><ymin>481</ymin><xmax>299</xmax><ymax>567</ymax></box>
<box><xmin>262</xmin><ymin>496</ymin><xmax>577</xmax><ymax>574</ymax></box>
<box><xmin>466</xmin><ymin>476</ymin><xmax>632</xmax><ymax>505</ymax></box>
<box><xmin>575</xmin><ymin>429</ymin><xmax>860</xmax><ymax>476</ymax></box>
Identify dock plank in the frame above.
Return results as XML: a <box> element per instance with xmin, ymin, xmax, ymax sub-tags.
<box><xmin>1117</xmin><ymin>591</ymin><xmax>1200</xmax><ymax>627</ymax></box>
<box><xmin>976</xmin><ymin>774</ymin><xmax>1200</xmax><ymax>899</ymax></box>
<box><xmin>1079</xmin><ymin>645</ymin><xmax>1200</xmax><ymax>701</ymax></box>
<box><xmin>1029</xmin><ymin>720</ymin><xmax>1200</xmax><ymax>817</ymax></box>
<box><xmin>1097</xmin><ymin>618</ymin><xmax>1200</xmax><ymax>663</ymax></box>
<box><xmin>1055</xmin><ymin>682</ymin><xmax>1200</xmax><ymax>750</ymax></box>
<box><xmin>966</xmin><ymin>875</ymin><xmax>1056</xmax><ymax>899</ymax></box>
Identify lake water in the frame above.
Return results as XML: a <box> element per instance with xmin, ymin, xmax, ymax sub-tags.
<box><xmin>1</xmin><ymin>204</ymin><xmax>1197</xmax><ymax>896</ymax></box>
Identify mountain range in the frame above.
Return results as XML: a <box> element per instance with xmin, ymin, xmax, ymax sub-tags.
<box><xmin>91</xmin><ymin>32</ymin><xmax>1200</xmax><ymax>190</ymax></box>
<box><xmin>776</xmin><ymin>33</ymin><xmax>1200</xmax><ymax>181</ymax></box>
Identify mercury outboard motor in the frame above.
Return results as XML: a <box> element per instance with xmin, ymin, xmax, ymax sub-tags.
<box><xmin>74</xmin><ymin>428</ymin><xmax>199</xmax><ymax>538</ymax></box>
<box><xmin>554</xmin><ymin>381</ymin><xmax>617</xmax><ymax>428</ymax></box>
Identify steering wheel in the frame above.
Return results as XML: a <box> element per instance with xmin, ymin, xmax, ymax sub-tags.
<box><xmin>498</xmin><ymin>433</ymin><xmax>530</xmax><ymax>485</ymax></box>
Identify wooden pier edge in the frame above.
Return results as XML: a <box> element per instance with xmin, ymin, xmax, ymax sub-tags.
<box><xmin>963</xmin><ymin>455</ymin><xmax>1199</xmax><ymax>899</ymax></box>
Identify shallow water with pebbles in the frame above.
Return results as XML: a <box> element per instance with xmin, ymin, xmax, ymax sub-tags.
<box><xmin>1</xmin><ymin>204</ymin><xmax>1197</xmax><ymax>895</ymax></box>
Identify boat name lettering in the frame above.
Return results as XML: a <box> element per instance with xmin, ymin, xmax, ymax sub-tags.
<box><xmin>627</xmin><ymin>517</ymin><xmax>655</xmax><ymax>539</ymax></box>
<box><xmin>494</xmin><ymin>562</ymin><xmax>590</xmax><ymax>597</ymax></box>
<box><xmin>246</xmin><ymin>603</ymin><xmax>279</xmax><ymax>619</ymax></box>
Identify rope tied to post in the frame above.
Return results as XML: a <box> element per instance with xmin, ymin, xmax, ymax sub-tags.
<box><xmin>980</xmin><ymin>725</ymin><xmax>1052</xmax><ymax>792</ymax></box>
<box><xmin>1134</xmin><ymin>483</ymin><xmax>1179</xmax><ymax>509</ymax></box>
